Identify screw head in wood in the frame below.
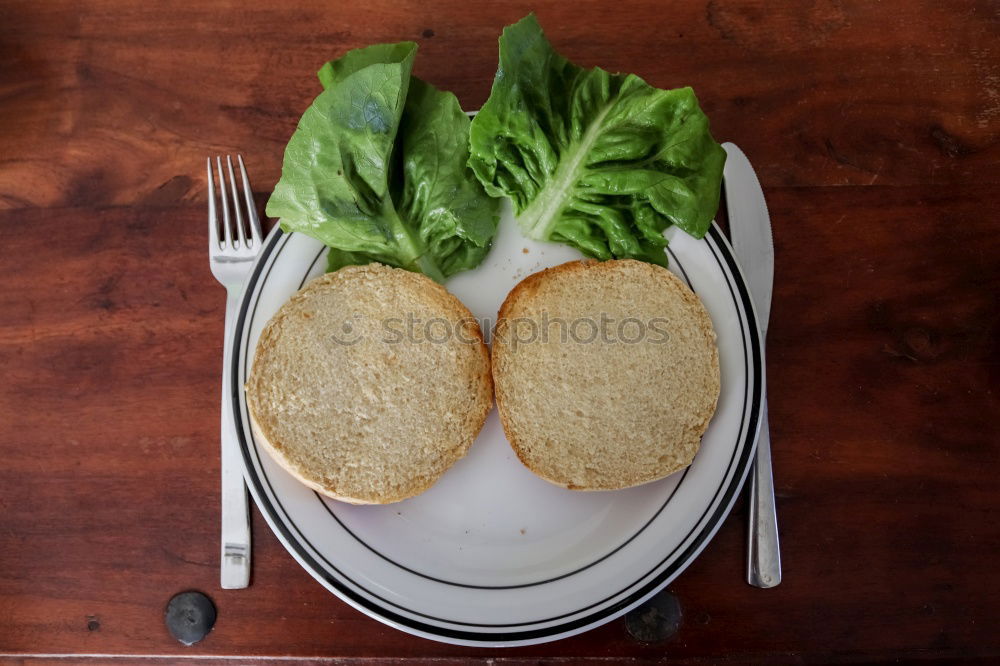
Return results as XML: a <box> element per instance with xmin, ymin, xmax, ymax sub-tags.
<box><xmin>165</xmin><ymin>590</ymin><xmax>216</xmax><ymax>646</ymax></box>
<box><xmin>625</xmin><ymin>591</ymin><xmax>682</xmax><ymax>642</ymax></box>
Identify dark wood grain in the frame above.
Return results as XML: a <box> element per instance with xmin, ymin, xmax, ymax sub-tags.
<box><xmin>1</xmin><ymin>0</ymin><xmax>998</xmax><ymax>212</ymax></box>
<box><xmin>0</xmin><ymin>0</ymin><xmax>998</xmax><ymax>663</ymax></box>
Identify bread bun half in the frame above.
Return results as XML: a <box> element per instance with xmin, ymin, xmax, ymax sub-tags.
<box><xmin>246</xmin><ymin>263</ymin><xmax>492</xmax><ymax>504</ymax></box>
<box><xmin>491</xmin><ymin>259</ymin><xmax>720</xmax><ymax>491</ymax></box>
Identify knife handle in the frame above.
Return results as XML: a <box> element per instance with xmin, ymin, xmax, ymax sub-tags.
<box><xmin>748</xmin><ymin>399</ymin><xmax>781</xmax><ymax>588</ymax></box>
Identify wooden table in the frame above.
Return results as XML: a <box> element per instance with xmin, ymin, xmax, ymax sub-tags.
<box><xmin>1</xmin><ymin>1</ymin><xmax>997</xmax><ymax>663</ymax></box>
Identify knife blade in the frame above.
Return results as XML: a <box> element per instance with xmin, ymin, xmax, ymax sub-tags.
<box><xmin>724</xmin><ymin>145</ymin><xmax>774</xmax><ymax>327</ymax></box>
<box><xmin>722</xmin><ymin>142</ymin><xmax>782</xmax><ymax>588</ymax></box>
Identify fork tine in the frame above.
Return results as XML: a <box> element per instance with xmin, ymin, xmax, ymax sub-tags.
<box><xmin>207</xmin><ymin>158</ymin><xmax>220</xmax><ymax>249</ymax></box>
<box><xmin>237</xmin><ymin>155</ymin><xmax>263</xmax><ymax>246</ymax></box>
<box><xmin>226</xmin><ymin>156</ymin><xmax>248</xmax><ymax>248</ymax></box>
<box><xmin>216</xmin><ymin>156</ymin><xmax>234</xmax><ymax>249</ymax></box>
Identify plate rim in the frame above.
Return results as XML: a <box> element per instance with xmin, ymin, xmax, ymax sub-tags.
<box><xmin>230</xmin><ymin>221</ymin><xmax>763</xmax><ymax>646</ymax></box>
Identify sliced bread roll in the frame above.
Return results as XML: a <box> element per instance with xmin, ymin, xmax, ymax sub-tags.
<box><xmin>246</xmin><ymin>263</ymin><xmax>492</xmax><ymax>504</ymax></box>
<box><xmin>492</xmin><ymin>259</ymin><xmax>720</xmax><ymax>490</ymax></box>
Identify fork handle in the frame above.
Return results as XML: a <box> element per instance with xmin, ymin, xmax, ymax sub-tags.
<box><xmin>748</xmin><ymin>399</ymin><xmax>781</xmax><ymax>588</ymax></box>
<box><xmin>220</xmin><ymin>288</ymin><xmax>251</xmax><ymax>589</ymax></box>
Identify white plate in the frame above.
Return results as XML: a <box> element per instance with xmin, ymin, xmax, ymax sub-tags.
<box><xmin>232</xmin><ymin>199</ymin><xmax>763</xmax><ymax>646</ymax></box>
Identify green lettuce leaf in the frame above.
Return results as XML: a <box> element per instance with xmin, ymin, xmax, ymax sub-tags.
<box><xmin>389</xmin><ymin>78</ymin><xmax>499</xmax><ymax>277</ymax></box>
<box><xmin>265</xmin><ymin>43</ymin><xmax>498</xmax><ymax>282</ymax></box>
<box><xmin>468</xmin><ymin>14</ymin><xmax>726</xmax><ymax>265</ymax></box>
<box><xmin>316</xmin><ymin>42</ymin><xmax>418</xmax><ymax>89</ymax></box>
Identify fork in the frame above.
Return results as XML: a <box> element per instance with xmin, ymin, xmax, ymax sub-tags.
<box><xmin>207</xmin><ymin>155</ymin><xmax>262</xmax><ymax>589</ymax></box>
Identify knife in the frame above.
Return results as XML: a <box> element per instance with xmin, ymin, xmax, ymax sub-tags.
<box><xmin>722</xmin><ymin>142</ymin><xmax>782</xmax><ymax>588</ymax></box>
